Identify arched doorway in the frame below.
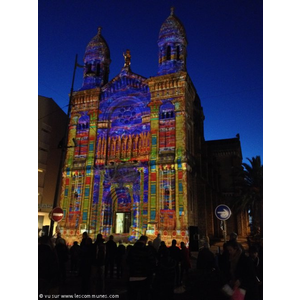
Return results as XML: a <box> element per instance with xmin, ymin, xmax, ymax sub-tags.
<box><xmin>112</xmin><ymin>186</ymin><xmax>132</xmax><ymax>234</ymax></box>
<box><xmin>101</xmin><ymin>166</ymin><xmax>141</xmax><ymax>239</ymax></box>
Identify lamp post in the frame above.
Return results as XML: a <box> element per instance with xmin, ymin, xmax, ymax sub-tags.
<box><xmin>49</xmin><ymin>54</ymin><xmax>82</xmax><ymax>237</ymax></box>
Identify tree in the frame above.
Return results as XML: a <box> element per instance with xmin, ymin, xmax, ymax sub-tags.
<box><xmin>234</xmin><ymin>156</ymin><xmax>263</xmax><ymax>236</ymax></box>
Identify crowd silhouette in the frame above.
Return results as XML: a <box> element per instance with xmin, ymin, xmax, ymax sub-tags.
<box><xmin>38</xmin><ymin>232</ymin><xmax>263</xmax><ymax>300</ymax></box>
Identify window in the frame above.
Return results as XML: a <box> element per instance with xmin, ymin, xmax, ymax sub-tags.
<box><xmin>159</xmin><ymin>103</ymin><xmax>175</xmax><ymax>151</ymax></box>
<box><xmin>177</xmin><ymin>46</ymin><xmax>180</xmax><ymax>60</ymax></box>
<box><xmin>166</xmin><ymin>46</ymin><xmax>171</xmax><ymax>60</ymax></box>
<box><xmin>75</xmin><ymin>114</ymin><xmax>90</xmax><ymax>158</ymax></box>
<box><xmin>86</xmin><ymin>63</ymin><xmax>92</xmax><ymax>74</ymax></box>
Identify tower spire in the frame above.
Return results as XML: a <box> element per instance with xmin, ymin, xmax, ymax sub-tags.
<box><xmin>157</xmin><ymin>8</ymin><xmax>187</xmax><ymax>75</ymax></box>
<box><xmin>170</xmin><ymin>6</ymin><xmax>175</xmax><ymax>16</ymax></box>
<box><xmin>80</xmin><ymin>26</ymin><xmax>111</xmax><ymax>90</ymax></box>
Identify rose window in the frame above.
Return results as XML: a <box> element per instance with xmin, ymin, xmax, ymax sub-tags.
<box><xmin>117</xmin><ymin>106</ymin><xmax>137</xmax><ymax>124</ymax></box>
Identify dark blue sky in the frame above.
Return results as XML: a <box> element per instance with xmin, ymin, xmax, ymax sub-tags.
<box><xmin>38</xmin><ymin>0</ymin><xmax>263</xmax><ymax>164</ymax></box>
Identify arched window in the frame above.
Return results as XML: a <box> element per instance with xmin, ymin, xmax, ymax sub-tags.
<box><xmin>176</xmin><ymin>46</ymin><xmax>180</xmax><ymax>60</ymax></box>
<box><xmin>96</xmin><ymin>63</ymin><xmax>100</xmax><ymax>76</ymax></box>
<box><xmin>159</xmin><ymin>102</ymin><xmax>175</xmax><ymax>151</ymax></box>
<box><xmin>166</xmin><ymin>46</ymin><xmax>171</xmax><ymax>60</ymax></box>
<box><xmin>75</xmin><ymin>114</ymin><xmax>90</xmax><ymax>158</ymax></box>
<box><xmin>86</xmin><ymin>63</ymin><xmax>92</xmax><ymax>74</ymax></box>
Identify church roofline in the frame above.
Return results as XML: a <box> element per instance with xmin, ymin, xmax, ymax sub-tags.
<box><xmin>206</xmin><ymin>135</ymin><xmax>241</xmax><ymax>146</ymax></box>
<box><xmin>102</xmin><ymin>67</ymin><xmax>147</xmax><ymax>91</ymax></box>
<box><xmin>206</xmin><ymin>135</ymin><xmax>242</xmax><ymax>158</ymax></box>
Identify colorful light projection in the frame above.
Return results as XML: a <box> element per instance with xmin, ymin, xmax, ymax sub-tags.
<box><xmin>74</xmin><ymin>113</ymin><xmax>89</xmax><ymax>158</ymax></box>
<box><xmin>65</xmin><ymin>170</ymin><xmax>84</xmax><ymax>229</ymax></box>
<box><xmin>80</xmin><ymin>27</ymin><xmax>111</xmax><ymax>90</ymax></box>
<box><xmin>95</xmin><ymin>66</ymin><xmax>150</xmax><ymax>167</ymax></box>
<box><xmin>59</xmin><ymin>10</ymin><xmax>191</xmax><ymax>245</ymax></box>
<box><xmin>157</xmin><ymin>8</ymin><xmax>187</xmax><ymax>76</ymax></box>
<box><xmin>159</xmin><ymin>102</ymin><xmax>176</xmax><ymax>151</ymax></box>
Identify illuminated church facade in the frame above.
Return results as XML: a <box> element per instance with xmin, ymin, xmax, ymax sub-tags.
<box><xmin>58</xmin><ymin>9</ymin><xmax>248</xmax><ymax>245</ymax></box>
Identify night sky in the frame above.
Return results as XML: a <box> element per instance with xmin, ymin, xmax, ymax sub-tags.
<box><xmin>38</xmin><ymin>0</ymin><xmax>263</xmax><ymax>164</ymax></box>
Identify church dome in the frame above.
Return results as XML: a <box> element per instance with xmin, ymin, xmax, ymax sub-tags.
<box><xmin>158</xmin><ymin>7</ymin><xmax>187</xmax><ymax>47</ymax></box>
<box><xmin>81</xmin><ymin>27</ymin><xmax>111</xmax><ymax>90</ymax></box>
<box><xmin>157</xmin><ymin>8</ymin><xmax>187</xmax><ymax>76</ymax></box>
<box><xmin>84</xmin><ymin>27</ymin><xmax>110</xmax><ymax>63</ymax></box>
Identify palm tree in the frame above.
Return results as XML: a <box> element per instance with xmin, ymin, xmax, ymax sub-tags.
<box><xmin>234</xmin><ymin>156</ymin><xmax>263</xmax><ymax>236</ymax></box>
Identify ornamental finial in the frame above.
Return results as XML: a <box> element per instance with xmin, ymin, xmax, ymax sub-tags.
<box><xmin>123</xmin><ymin>49</ymin><xmax>131</xmax><ymax>67</ymax></box>
<box><xmin>170</xmin><ymin>6</ymin><xmax>175</xmax><ymax>16</ymax></box>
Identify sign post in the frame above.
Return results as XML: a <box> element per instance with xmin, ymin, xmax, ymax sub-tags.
<box><xmin>215</xmin><ymin>204</ymin><xmax>232</xmax><ymax>242</ymax></box>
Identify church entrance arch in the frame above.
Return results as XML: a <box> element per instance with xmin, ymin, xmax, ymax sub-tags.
<box><xmin>101</xmin><ymin>166</ymin><xmax>141</xmax><ymax>238</ymax></box>
<box><xmin>111</xmin><ymin>185</ymin><xmax>132</xmax><ymax>234</ymax></box>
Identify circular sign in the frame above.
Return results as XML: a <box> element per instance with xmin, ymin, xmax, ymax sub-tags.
<box><xmin>215</xmin><ymin>204</ymin><xmax>232</xmax><ymax>221</ymax></box>
<box><xmin>50</xmin><ymin>207</ymin><xmax>64</xmax><ymax>222</ymax></box>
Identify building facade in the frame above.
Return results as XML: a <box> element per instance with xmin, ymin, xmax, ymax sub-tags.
<box><xmin>57</xmin><ymin>9</ymin><xmax>248</xmax><ymax>245</ymax></box>
<box><xmin>38</xmin><ymin>96</ymin><xmax>68</xmax><ymax>236</ymax></box>
<box><xmin>205</xmin><ymin>137</ymin><xmax>249</xmax><ymax>239</ymax></box>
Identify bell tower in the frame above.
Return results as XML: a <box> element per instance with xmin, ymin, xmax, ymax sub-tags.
<box><xmin>157</xmin><ymin>7</ymin><xmax>188</xmax><ymax>76</ymax></box>
<box><xmin>81</xmin><ymin>27</ymin><xmax>111</xmax><ymax>90</ymax></box>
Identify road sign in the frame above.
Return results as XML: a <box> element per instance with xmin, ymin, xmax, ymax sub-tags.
<box><xmin>50</xmin><ymin>207</ymin><xmax>64</xmax><ymax>222</ymax></box>
<box><xmin>215</xmin><ymin>204</ymin><xmax>231</xmax><ymax>221</ymax></box>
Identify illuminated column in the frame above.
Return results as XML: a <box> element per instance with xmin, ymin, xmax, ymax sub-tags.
<box><xmin>133</xmin><ymin>183</ymin><xmax>140</xmax><ymax>232</ymax></box>
<box><xmin>60</xmin><ymin>114</ymin><xmax>79</xmax><ymax>228</ymax></box>
<box><xmin>181</xmin><ymin>165</ymin><xmax>188</xmax><ymax>229</ymax></box>
<box><xmin>148</xmin><ymin>100</ymin><xmax>162</xmax><ymax>226</ymax></box>
<box><xmin>101</xmin><ymin>136</ymin><xmax>106</xmax><ymax>159</ymax></box>
<box><xmin>116</xmin><ymin>136</ymin><xmax>121</xmax><ymax>159</ymax></box>
<box><xmin>91</xmin><ymin>177</ymin><xmax>100</xmax><ymax>233</ymax></box>
<box><xmin>133</xmin><ymin>135</ymin><xmax>138</xmax><ymax>157</ymax></box>
<box><xmin>111</xmin><ymin>184</ymin><xmax>118</xmax><ymax>230</ymax></box>
<box><xmin>96</xmin><ymin>169</ymin><xmax>105</xmax><ymax>234</ymax></box>
<box><xmin>66</xmin><ymin>114</ymin><xmax>79</xmax><ymax>166</ymax></box>
<box><xmin>174</xmin><ymin>102</ymin><xmax>186</xmax><ymax>230</ymax></box>
<box><xmin>139</xmin><ymin>168</ymin><xmax>144</xmax><ymax>231</ymax></box>
<box><xmin>127</xmin><ymin>135</ymin><xmax>132</xmax><ymax>159</ymax></box>
<box><xmin>81</xmin><ymin>110</ymin><xmax>98</xmax><ymax>231</ymax></box>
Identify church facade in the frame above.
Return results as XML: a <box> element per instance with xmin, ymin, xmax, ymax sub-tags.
<box><xmin>58</xmin><ymin>9</ymin><xmax>248</xmax><ymax>245</ymax></box>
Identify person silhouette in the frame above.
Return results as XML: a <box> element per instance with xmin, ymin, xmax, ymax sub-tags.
<box><xmin>91</xmin><ymin>234</ymin><xmax>106</xmax><ymax>294</ymax></box>
<box><xmin>127</xmin><ymin>235</ymin><xmax>156</xmax><ymax>300</ymax></box>
<box><xmin>55</xmin><ymin>235</ymin><xmax>69</xmax><ymax>285</ymax></box>
<box><xmin>154</xmin><ymin>245</ymin><xmax>176</xmax><ymax>300</ymax></box>
<box><xmin>196</xmin><ymin>242</ymin><xmax>216</xmax><ymax>299</ymax></box>
<box><xmin>180</xmin><ymin>242</ymin><xmax>191</xmax><ymax>288</ymax></box>
<box><xmin>153</xmin><ymin>233</ymin><xmax>161</xmax><ymax>252</ymax></box>
<box><xmin>226</xmin><ymin>240</ymin><xmax>259</xmax><ymax>300</ymax></box>
<box><xmin>70</xmin><ymin>241</ymin><xmax>81</xmax><ymax>275</ymax></box>
<box><xmin>80</xmin><ymin>233</ymin><xmax>93</xmax><ymax>293</ymax></box>
<box><xmin>38</xmin><ymin>235</ymin><xmax>59</xmax><ymax>294</ymax></box>
<box><xmin>168</xmin><ymin>239</ymin><xmax>181</xmax><ymax>287</ymax></box>
<box><xmin>105</xmin><ymin>235</ymin><xmax>117</xmax><ymax>278</ymax></box>
<box><xmin>116</xmin><ymin>240</ymin><xmax>126</xmax><ymax>279</ymax></box>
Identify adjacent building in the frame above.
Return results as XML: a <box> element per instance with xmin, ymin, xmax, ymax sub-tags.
<box><xmin>38</xmin><ymin>95</ymin><xmax>68</xmax><ymax>236</ymax></box>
